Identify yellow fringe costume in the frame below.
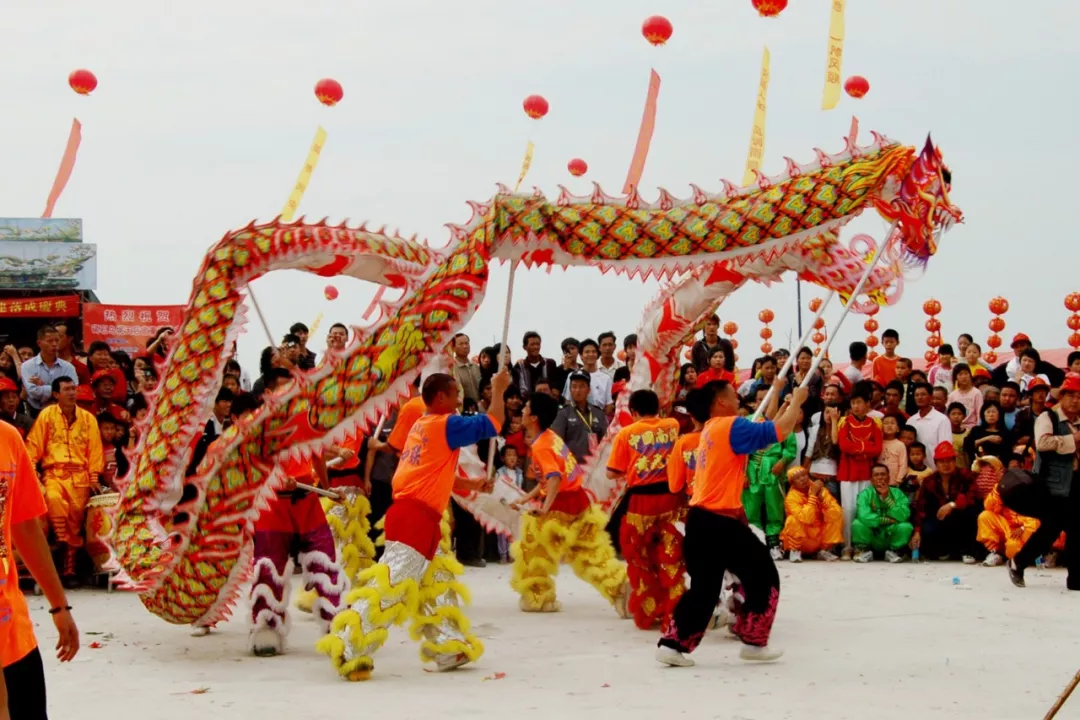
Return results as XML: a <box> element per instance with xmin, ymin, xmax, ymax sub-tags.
<box><xmin>317</xmin><ymin>511</ymin><xmax>483</xmax><ymax>681</ymax></box>
<box><xmin>511</xmin><ymin>505</ymin><xmax>629</xmax><ymax>614</ymax></box>
<box><xmin>297</xmin><ymin>490</ymin><xmax>376</xmax><ymax>613</ymax></box>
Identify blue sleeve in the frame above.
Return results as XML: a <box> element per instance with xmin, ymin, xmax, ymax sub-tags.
<box><xmin>445</xmin><ymin>414</ymin><xmax>499</xmax><ymax>450</ymax></box>
<box><xmin>21</xmin><ymin>363</ymin><xmax>52</xmax><ymax>407</ymax></box>
<box><xmin>729</xmin><ymin>417</ymin><xmax>780</xmax><ymax>455</ymax></box>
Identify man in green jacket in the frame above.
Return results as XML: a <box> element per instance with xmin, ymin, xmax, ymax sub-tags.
<box><xmin>851</xmin><ymin>463</ymin><xmax>913</xmax><ymax>563</ymax></box>
<box><xmin>744</xmin><ymin>431</ymin><xmax>797</xmax><ymax>560</ymax></box>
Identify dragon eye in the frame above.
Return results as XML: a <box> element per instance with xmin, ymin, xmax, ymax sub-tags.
<box><xmin>941</xmin><ymin>167</ymin><xmax>952</xmax><ymax>186</ymax></box>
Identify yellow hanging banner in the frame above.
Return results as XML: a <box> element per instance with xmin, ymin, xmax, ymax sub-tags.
<box><xmin>821</xmin><ymin>0</ymin><xmax>846</xmax><ymax>110</ymax></box>
<box><xmin>281</xmin><ymin>126</ymin><xmax>328</xmax><ymax>221</ymax></box>
<box><xmin>513</xmin><ymin>141</ymin><xmax>535</xmax><ymax>192</ymax></box>
<box><xmin>742</xmin><ymin>47</ymin><xmax>770</xmax><ymax>187</ymax></box>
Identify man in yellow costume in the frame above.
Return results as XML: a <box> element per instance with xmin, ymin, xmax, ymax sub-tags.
<box><xmin>974</xmin><ymin>456</ymin><xmax>1040</xmax><ymax>567</ymax></box>
<box><xmin>779</xmin><ymin>466</ymin><xmax>843</xmax><ymax>562</ymax></box>
<box><xmin>25</xmin><ymin>376</ymin><xmax>103</xmax><ymax>584</ymax></box>
<box><xmin>509</xmin><ymin>391</ymin><xmax>629</xmax><ymax>616</ymax></box>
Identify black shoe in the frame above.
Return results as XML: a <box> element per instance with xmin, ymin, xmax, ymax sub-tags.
<box><xmin>1007</xmin><ymin>559</ymin><xmax>1025</xmax><ymax>588</ymax></box>
<box><xmin>461</xmin><ymin>558</ymin><xmax>486</xmax><ymax>568</ymax></box>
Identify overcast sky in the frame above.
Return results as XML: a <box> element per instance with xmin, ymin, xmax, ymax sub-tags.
<box><xmin>3</xmin><ymin>0</ymin><xmax>1078</xmax><ymax>372</ymax></box>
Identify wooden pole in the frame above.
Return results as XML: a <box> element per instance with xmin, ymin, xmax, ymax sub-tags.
<box><xmin>1044</xmin><ymin>669</ymin><xmax>1080</xmax><ymax>720</ymax></box>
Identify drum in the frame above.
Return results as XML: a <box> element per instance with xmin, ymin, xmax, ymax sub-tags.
<box><xmin>85</xmin><ymin>493</ymin><xmax>120</xmax><ymax>573</ymax></box>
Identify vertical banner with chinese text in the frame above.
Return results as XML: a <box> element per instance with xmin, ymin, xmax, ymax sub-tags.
<box><xmin>821</xmin><ymin>0</ymin><xmax>846</xmax><ymax>110</ymax></box>
<box><xmin>742</xmin><ymin>47</ymin><xmax>771</xmax><ymax>187</ymax></box>
<box><xmin>83</xmin><ymin>303</ymin><xmax>185</xmax><ymax>356</ymax></box>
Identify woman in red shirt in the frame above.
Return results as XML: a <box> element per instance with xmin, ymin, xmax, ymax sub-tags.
<box><xmin>695</xmin><ymin>344</ymin><xmax>736</xmax><ymax>388</ymax></box>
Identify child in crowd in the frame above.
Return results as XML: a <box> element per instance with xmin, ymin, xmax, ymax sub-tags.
<box><xmin>947</xmin><ymin>363</ymin><xmax>983</xmax><ymax>430</ymax></box>
<box><xmin>947</xmin><ymin>402</ymin><xmax>971</xmax><ymax>471</ymax></box>
<box><xmin>835</xmin><ymin>382</ymin><xmax>883</xmax><ymax>554</ymax></box>
<box><xmin>932</xmin><ymin>387</ymin><xmax>949</xmax><ymax>415</ymax></box>
<box><xmin>899</xmin><ymin>424</ymin><xmax>918</xmax><ymax>448</ymax></box>
<box><xmin>900</xmin><ymin>441</ymin><xmax>933</xmax><ymax>502</ymax></box>
<box><xmin>929</xmin><ymin>344</ymin><xmax>956</xmax><ymax>390</ymax></box>
<box><xmin>871</xmin><ymin>329</ymin><xmax>901</xmax><ymax>385</ymax></box>
<box><xmin>877</xmin><ymin>414</ymin><xmax>908</xmax><ymax>486</ymax></box>
<box><xmin>496</xmin><ymin>445</ymin><xmax>524</xmax><ymax>563</ymax></box>
<box><xmin>964</xmin><ymin>342</ymin><xmax>989</xmax><ymax>372</ymax></box>
<box><xmin>97</xmin><ymin>412</ymin><xmax>129</xmax><ymax>490</ymax></box>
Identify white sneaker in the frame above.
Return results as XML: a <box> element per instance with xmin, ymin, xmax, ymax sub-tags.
<box><xmin>885</xmin><ymin>550</ymin><xmax>904</xmax><ymax>564</ymax></box>
<box><xmin>769</xmin><ymin>546</ymin><xmax>784</xmax><ymax>561</ymax></box>
<box><xmin>656</xmin><ymin>645</ymin><xmax>695</xmax><ymax>667</ymax></box>
<box><xmin>854</xmin><ymin>550</ymin><xmax>873</xmax><ymax>563</ymax></box>
<box><xmin>739</xmin><ymin>644</ymin><xmax>783</xmax><ymax>662</ymax></box>
<box><xmin>788</xmin><ymin>549</ymin><xmax>802</xmax><ymax>563</ymax></box>
<box><xmin>709</xmin><ymin>604</ymin><xmax>730</xmax><ymax>630</ymax></box>
<box><xmin>982</xmin><ymin>552</ymin><xmax>1004</xmax><ymax>567</ymax></box>
<box><xmin>435</xmin><ymin>652</ymin><xmax>470</xmax><ymax>672</ymax></box>
<box><xmin>962</xmin><ymin>555</ymin><xmax>978</xmax><ymax>565</ymax></box>
<box><xmin>191</xmin><ymin>626</ymin><xmax>211</xmax><ymax>637</ymax></box>
<box><xmin>816</xmin><ymin>550</ymin><xmax>839</xmax><ymax>562</ymax></box>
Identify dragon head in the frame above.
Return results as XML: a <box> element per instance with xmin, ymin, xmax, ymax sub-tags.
<box><xmin>875</xmin><ymin>135</ymin><xmax>962</xmax><ymax>264</ymax></box>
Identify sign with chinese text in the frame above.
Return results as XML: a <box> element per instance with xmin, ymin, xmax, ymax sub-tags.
<box><xmin>0</xmin><ymin>241</ymin><xmax>96</xmax><ymax>290</ymax></box>
<box><xmin>820</xmin><ymin>0</ymin><xmax>846</xmax><ymax>110</ymax></box>
<box><xmin>0</xmin><ymin>218</ymin><xmax>82</xmax><ymax>243</ymax></box>
<box><xmin>0</xmin><ymin>295</ymin><xmax>80</xmax><ymax>318</ymax></box>
<box><xmin>742</xmin><ymin>47</ymin><xmax>770</xmax><ymax>187</ymax></box>
<box><xmin>83</xmin><ymin>303</ymin><xmax>185</xmax><ymax>356</ymax></box>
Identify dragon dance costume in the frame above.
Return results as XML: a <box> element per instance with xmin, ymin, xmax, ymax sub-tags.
<box><xmin>511</xmin><ymin>429</ymin><xmax>628</xmax><ymax>615</ymax></box>
<box><xmin>608</xmin><ymin>416</ymin><xmax>685</xmax><ymax>629</ymax></box>
<box><xmin>248</xmin><ymin>456</ymin><xmax>346</xmax><ymax>656</ymax></box>
<box><xmin>319</xmin><ymin>409</ymin><xmax>499</xmax><ymax>680</ymax></box>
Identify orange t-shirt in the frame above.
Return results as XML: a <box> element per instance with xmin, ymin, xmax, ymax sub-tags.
<box><xmin>691</xmin><ymin>415</ymin><xmax>779</xmax><ymax>513</ymax></box>
<box><xmin>530</xmin><ymin>430</ymin><xmax>583</xmax><ymax>493</ymax></box>
<box><xmin>392</xmin><ymin>412</ymin><xmax>502</xmax><ymax>513</ymax></box>
<box><xmin>0</xmin><ymin>422</ymin><xmax>48</xmax><ymax>667</ymax></box>
<box><xmin>667</xmin><ymin>431</ymin><xmax>701</xmax><ymax>495</ymax></box>
<box><xmin>607</xmin><ymin>417</ymin><xmax>680</xmax><ymax>487</ymax></box>
<box><xmin>871</xmin><ymin>354</ymin><xmax>898</xmax><ymax>385</ymax></box>
<box><xmin>388</xmin><ymin>396</ymin><xmax>426</xmax><ymax>452</ymax></box>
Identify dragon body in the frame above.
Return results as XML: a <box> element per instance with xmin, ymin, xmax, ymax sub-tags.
<box><xmin>108</xmin><ymin>126</ymin><xmax>960</xmax><ymax>625</ymax></box>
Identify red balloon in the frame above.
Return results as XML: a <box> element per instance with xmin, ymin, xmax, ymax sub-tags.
<box><xmin>989</xmin><ymin>317</ymin><xmax>1006</xmax><ymax>333</ymax></box>
<box><xmin>1066</xmin><ymin>293</ymin><xmax>1080</xmax><ymax>313</ymax></box>
<box><xmin>567</xmin><ymin>158</ymin><xmax>588</xmax><ymax>177</ymax></box>
<box><xmin>314</xmin><ymin>78</ymin><xmax>343</xmax><ymax>106</ymax></box>
<box><xmin>641</xmin><ymin>15</ymin><xmax>673</xmax><ymax>46</ymax></box>
<box><xmin>751</xmin><ymin>0</ymin><xmax>788</xmax><ymax>17</ymax></box>
<box><xmin>723</xmin><ymin>321</ymin><xmax>739</xmax><ymax>336</ymax></box>
<box><xmin>523</xmin><ymin>94</ymin><xmax>549</xmax><ymax>120</ymax></box>
<box><xmin>758</xmin><ymin>309</ymin><xmax>775</xmax><ymax>324</ymax></box>
<box><xmin>69</xmin><ymin>69</ymin><xmax>97</xmax><ymax>95</ymax></box>
<box><xmin>324</xmin><ymin>285</ymin><xmax>339</xmax><ymax>301</ymax></box>
<box><xmin>989</xmin><ymin>296</ymin><xmax>1010</xmax><ymax>315</ymax></box>
<box><xmin>844</xmin><ymin>75</ymin><xmax>870</xmax><ymax>99</ymax></box>
<box><xmin>923</xmin><ymin>298</ymin><xmax>942</xmax><ymax>316</ymax></box>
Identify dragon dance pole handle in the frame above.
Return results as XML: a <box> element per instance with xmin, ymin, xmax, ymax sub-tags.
<box><xmin>751</xmin><ymin>288</ymin><xmax>838</xmax><ymax>421</ymax></box>
<box><xmin>487</xmin><ymin>262</ymin><xmax>519</xmax><ymax>477</ymax></box>
<box><xmin>294</xmin><ymin>482</ymin><xmax>342</xmax><ymax>501</ymax></box>
<box><xmin>811</xmin><ymin>221</ymin><xmax>898</xmax><ymax>373</ymax></box>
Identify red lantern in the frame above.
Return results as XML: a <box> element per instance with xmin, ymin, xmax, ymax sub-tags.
<box><xmin>844</xmin><ymin>76</ymin><xmax>870</xmax><ymax>99</ymax></box>
<box><xmin>617</xmin><ymin>350</ymin><xmax>627</xmax><ymax>362</ymax></box>
<box><xmin>314</xmin><ymin>78</ymin><xmax>343</xmax><ymax>106</ymax></box>
<box><xmin>641</xmin><ymin>15</ymin><xmax>673</xmax><ymax>46</ymax></box>
<box><xmin>523</xmin><ymin>95</ymin><xmax>549</xmax><ymax>120</ymax></box>
<box><xmin>987</xmin><ymin>335</ymin><xmax>1002</xmax><ymax>350</ymax></box>
<box><xmin>1070</xmin><ymin>333</ymin><xmax>1080</xmax><ymax>349</ymax></box>
<box><xmin>989</xmin><ymin>297</ymin><xmax>1010</xmax><ymax>315</ymax></box>
<box><xmin>759</xmin><ymin>327</ymin><xmax>773</xmax><ymax>340</ymax></box>
<box><xmin>809</xmin><ymin>297</ymin><xmax>823</xmax><ymax>313</ymax></box>
<box><xmin>758</xmin><ymin>309</ymin><xmax>775</xmax><ymax>324</ymax></box>
<box><xmin>730</xmin><ymin>338</ymin><xmax>739</xmax><ymax>350</ymax></box>
<box><xmin>567</xmin><ymin>158</ymin><xmax>588</xmax><ymax>177</ymax></box>
<box><xmin>1067</xmin><ymin>293</ymin><xmax>1080</xmax><ymax>313</ymax></box>
<box><xmin>863</xmin><ymin>318</ymin><xmax>879</xmax><ymax>333</ymax></box>
<box><xmin>927</xmin><ymin>335</ymin><xmax>942</xmax><ymax>349</ymax></box>
<box><xmin>1069</xmin><ymin>315</ymin><xmax>1080</xmax><ymax>332</ymax></box>
<box><xmin>923</xmin><ymin>299</ymin><xmax>942</xmax><ymax>316</ymax></box>
<box><xmin>751</xmin><ymin>0</ymin><xmax>788</xmax><ymax>17</ymax></box>
<box><xmin>866</xmin><ymin>335</ymin><xmax>879</xmax><ymax>348</ymax></box>
<box><xmin>924</xmin><ymin>350</ymin><xmax>938</xmax><ymax>363</ymax></box>
<box><xmin>812</xmin><ymin>332</ymin><xmax>825</xmax><ymax>345</ymax></box>
<box><xmin>925</xmin><ymin>318</ymin><xmax>941</xmax><ymax>333</ymax></box>
<box><xmin>723</xmin><ymin>321</ymin><xmax>738</xmax><ymax>336</ymax></box>
<box><xmin>989</xmin><ymin>317</ymin><xmax>1006</xmax><ymax>333</ymax></box>
<box><xmin>985</xmin><ymin>351</ymin><xmax>998</xmax><ymax>364</ymax></box>
<box><xmin>68</xmin><ymin>69</ymin><xmax>98</xmax><ymax>95</ymax></box>
<box><xmin>324</xmin><ymin>284</ymin><xmax>339</xmax><ymax>301</ymax></box>
<box><xmin>813</xmin><ymin>317</ymin><xmax>825</xmax><ymax>330</ymax></box>
<box><xmin>865</xmin><ymin>304</ymin><xmax>880</xmax><ymax>317</ymax></box>
<box><xmin>760</xmin><ymin>342</ymin><xmax>773</xmax><ymax>354</ymax></box>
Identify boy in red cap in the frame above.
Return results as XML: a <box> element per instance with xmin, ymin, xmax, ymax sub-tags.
<box><xmin>0</xmin><ymin>377</ymin><xmax>31</xmax><ymax>438</ymax></box>
<box><xmin>910</xmin><ymin>441</ymin><xmax>980</xmax><ymax>562</ymax></box>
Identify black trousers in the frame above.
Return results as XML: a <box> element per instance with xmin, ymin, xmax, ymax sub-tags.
<box><xmin>658</xmin><ymin>508</ymin><xmax>780</xmax><ymax>653</ymax></box>
<box><xmin>1015</xmin><ymin>481</ymin><xmax>1079</xmax><ymax>586</ymax></box>
<box><xmin>5</xmin><ymin>647</ymin><xmax>47</xmax><ymax>720</ymax></box>
<box><xmin>920</xmin><ymin>506</ymin><xmax>983</xmax><ymax>560</ymax></box>
<box><xmin>452</xmin><ymin>498</ymin><xmax>484</xmax><ymax>562</ymax></box>
<box><xmin>606</xmin><ymin>493</ymin><xmax>630</xmax><ymax>556</ymax></box>
<box><xmin>368</xmin><ymin>481</ymin><xmax>393</xmax><ymax>561</ymax></box>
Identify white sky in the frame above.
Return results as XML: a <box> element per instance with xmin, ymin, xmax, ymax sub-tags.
<box><xmin>3</xmin><ymin>0</ymin><xmax>1078</xmax><ymax>373</ymax></box>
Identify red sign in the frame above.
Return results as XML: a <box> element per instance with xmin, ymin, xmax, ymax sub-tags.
<box><xmin>0</xmin><ymin>294</ymin><xmax>80</xmax><ymax>317</ymax></box>
<box><xmin>83</xmin><ymin>303</ymin><xmax>185</xmax><ymax>356</ymax></box>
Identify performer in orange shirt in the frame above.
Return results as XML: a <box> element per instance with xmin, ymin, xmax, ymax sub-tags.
<box><xmin>508</xmin><ymin>392</ymin><xmax>628</xmax><ymax>615</ymax></box>
<box><xmin>248</xmin><ymin>369</ymin><xmax>347</xmax><ymax>657</ymax></box>
<box><xmin>667</xmin><ymin>389</ymin><xmax>712</xmax><ymax>499</ymax></box>
<box><xmin>320</xmin><ymin>369</ymin><xmax>510</xmax><ymax>681</ymax></box>
<box><xmin>607</xmin><ymin>390</ymin><xmax>683</xmax><ymax>630</ymax></box>
<box><xmin>0</xmin><ymin>420</ymin><xmax>79</xmax><ymax>719</ymax></box>
<box><xmin>657</xmin><ymin>380</ymin><xmax>807</xmax><ymax>667</ymax></box>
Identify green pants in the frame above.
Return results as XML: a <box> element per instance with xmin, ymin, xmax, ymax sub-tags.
<box><xmin>850</xmin><ymin>519</ymin><xmax>913</xmax><ymax>553</ymax></box>
<box><xmin>742</xmin><ymin>484</ymin><xmax>785</xmax><ymax>542</ymax></box>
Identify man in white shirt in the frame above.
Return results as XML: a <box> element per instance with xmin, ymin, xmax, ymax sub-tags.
<box><xmin>842</xmin><ymin>341</ymin><xmax>869</xmax><ymax>386</ymax></box>
<box><xmin>20</xmin><ymin>324</ymin><xmax>78</xmax><ymax>415</ymax></box>
<box><xmin>907</xmin><ymin>382</ymin><xmax>952</xmax><ymax>470</ymax></box>
<box><xmin>597</xmin><ymin>331</ymin><xmax>624</xmax><ymax>380</ymax></box>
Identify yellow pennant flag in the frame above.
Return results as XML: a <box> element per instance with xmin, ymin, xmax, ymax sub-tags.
<box><xmin>281</xmin><ymin>126</ymin><xmax>328</xmax><ymax>221</ymax></box>
<box><xmin>513</xmin><ymin>141</ymin><xmax>535</xmax><ymax>192</ymax></box>
<box><xmin>821</xmin><ymin>0</ymin><xmax>847</xmax><ymax>110</ymax></box>
<box><xmin>742</xmin><ymin>47</ymin><xmax>770</xmax><ymax>187</ymax></box>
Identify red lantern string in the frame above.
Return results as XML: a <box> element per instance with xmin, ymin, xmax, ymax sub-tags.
<box><xmin>923</xmin><ymin>298</ymin><xmax>942</xmax><ymax>365</ymax></box>
<box><xmin>986</xmin><ymin>296</ymin><xmax>1009</xmax><ymax>365</ymax></box>
<box><xmin>758</xmin><ymin>309</ymin><xmax>774</xmax><ymax>355</ymax></box>
<box><xmin>723</xmin><ymin>321</ymin><xmax>739</xmax><ymax>364</ymax></box>
<box><xmin>1066</xmin><ymin>293</ymin><xmax>1080</xmax><ymax>350</ymax></box>
<box><xmin>863</xmin><ymin>304</ymin><xmax>880</xmax><ymax>360</ymax></box>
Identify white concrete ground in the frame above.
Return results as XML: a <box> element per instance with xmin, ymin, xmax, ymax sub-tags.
<box><xmin>27</xmin><ymin>561</ymin><xmax>1079</xmax><ymax>720</ymax></box>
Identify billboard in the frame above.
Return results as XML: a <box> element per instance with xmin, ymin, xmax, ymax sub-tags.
<box><xmin>0</xmin><ymin>218</ymin><xmax>82</xmax><ymax>243</ymax></box>
<box><xmin>0</xmin><ymin>241</ymin><xmax>96</xmax><ymax>290</ymax></box>
<box><xmin>83</xmin><ymin>303</ymin><xmax>185</xmax><ymax>356</ymax></box>
<box><xmin>0</xmin><ymin>294</ymin><xmax>80</xmax><ymax>318</ymax></box>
